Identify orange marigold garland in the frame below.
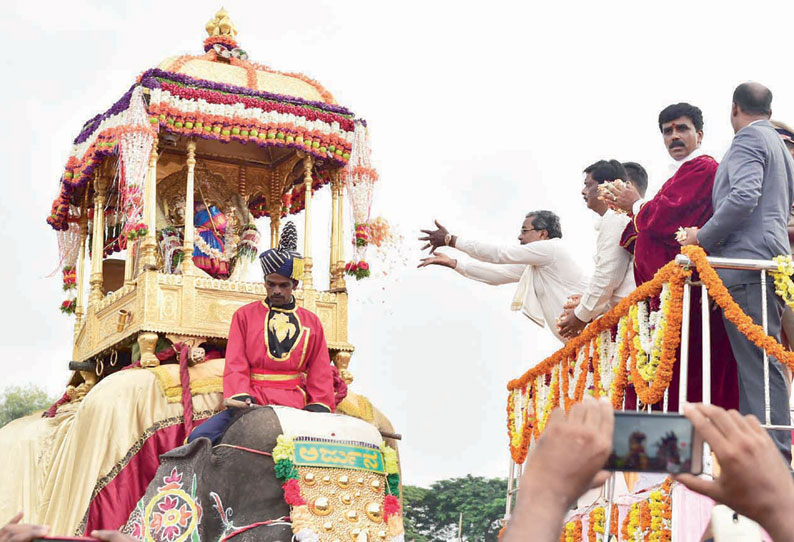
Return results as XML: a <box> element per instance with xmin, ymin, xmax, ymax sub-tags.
<box><xmin>507</xmin><ymin>259</ymin><xmax>690</xmax><ymax>461</ymax></box>
<box><xmin>559</xmin><ymin>518</ymin><xmax>583</xmax><ymax>542</ymax></box>
<box><xmin>683</xmin><ymin>245</ymin><xmax>794</xmax><ymax>371</ymax></box>
<box><xmin>588</xmin><ymin>504</ymin><xmax>619</xmax><ymax>542</ymax></box>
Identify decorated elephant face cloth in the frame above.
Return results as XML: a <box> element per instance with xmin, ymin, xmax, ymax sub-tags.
<box><xmin>271</xmin><ymin>406</ymin><xmax>404</xmax><ymax>542</ymax></box>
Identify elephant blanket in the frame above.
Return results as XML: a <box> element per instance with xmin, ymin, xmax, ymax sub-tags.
<box><xmin>122</xmin><ymin>406</ymin><xmax>404</xmax><ymax>542</ymax></box>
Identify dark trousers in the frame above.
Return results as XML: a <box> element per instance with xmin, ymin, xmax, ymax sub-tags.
<box><xmin>187</xmin><ymin>409</ymin><xmax>237</xmax><ymax>445</ymax></box>
<box><xmin>722</xmin><ymin>282</ymin><xmax>792</xmax><ymax>464</ymax></box>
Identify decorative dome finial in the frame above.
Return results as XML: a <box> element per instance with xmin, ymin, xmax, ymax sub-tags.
<box><xmin>203</xmin><ymin>8</ymin><xmax>247</xmax><ymax>59</ymax></box>
<box><xmin>205</xmin><ymin>8</ymin><xmax>237</xmax><ymax>39</ymax></box>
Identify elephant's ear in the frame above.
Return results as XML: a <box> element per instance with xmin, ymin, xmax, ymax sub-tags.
<box><xmin>161</xmin><ymin>438</ymin><xmax>212</xmax><ymax>460</ymax></box>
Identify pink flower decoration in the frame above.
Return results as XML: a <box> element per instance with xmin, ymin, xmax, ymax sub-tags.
<box><xmin>282</xmin><ymin>479</ymin><xmax>306</xmax><ymax>506</ymax></box>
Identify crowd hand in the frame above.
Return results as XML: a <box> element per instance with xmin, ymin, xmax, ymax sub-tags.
<box><xmin>418</xmin><ymin>220</ymin><xmax>450</xmax><ymax>253</ymax></box>
<box><xmin>505</xmin><ymin>397</ymin><xmax>613</xmax><ymax>542</ymax></box>
<box><xmin>90</xmin><ymin>530</ymin><xmax>137</xmax><ymax>542</ymax></box>
<box><xmin>676</xmin><ymin>226</ymin><xmax>699</xmax><ymax>246</ymax></box>
<box><xmin>558</xmin><ymin>310</ymin><xmax>587</xmax><ymax>339</ymax></box>
<box><xmin>604</xmin><ymin>181</ymin><xmax>640</xmax><ymax>213</ymax></box>
<box><xmin>0</xmin><ymin>513</ymin><xmax>48</xmax><ymax>542</ymax></box>
<box><xmin>417</xmin><ymin>253</ymin><xmax>457</xmax><ymax>269</ymax></box>
<box><xmin>674</xmin><ymin>403</ymin><xmax>794</xmax><ymax>541</ymax></box>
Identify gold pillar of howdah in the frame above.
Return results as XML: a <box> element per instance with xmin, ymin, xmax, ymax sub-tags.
<box><xmin>141</xmin><ymin>139</ymin><xmax>159</xmax><ymax>269</ymax></box>
<box><xmin>302</xmin><ymin>156</ymin><xmax>314</xmax><ymax>290</ymax></box>
<box><xmin>270</xmin><ymin>168</ymin><xmax>282</xmax><ymax>249</ymax></box>
<box><xmin>336</xmin><ymin>175</ymin><xmax>346</xmax><ymax>289</ymax></box>
<box><xmin>74</xmin><ymin>197</ymin><xmax>89</xmax><ymax>337</ymax></box>
<box><xmin>182</xmin><ymin>139</ymin><xmax>197</xmax><ymax>274</ymax></box>
<box><xmin>89</xmin><ymin>174</ymin><xmax>107</xmax><ymax>306</ymax></box>
<box><xmin>330</xmin><ymin>171</ymin><xmax>340</xmax><ymax>288</ymax></box>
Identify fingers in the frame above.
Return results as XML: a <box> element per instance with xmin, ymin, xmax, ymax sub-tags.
<box><xmin>683</xmin><ymin>403</ymin><xmax>729</xmax><ymax>455</ymax></box>
<box><xmin>596</xmin><ymin>396</ymin><xmax>614</xmax><ymax>437</ymax></box>
<box><xmin>568</xmin><ymin>400</ymin><xmax>587</xmax><ymax>425</ymax></box>
<box><xmin>589</xmin><ymin>470</ymin><xmax>611</xmax><ymax>489</ymax></box>
<box><xmin>8</xmin><ymin>512</ymin><xmax>23</xmax><ymax>525</ymax></box>
<box><xmin>700</xmin><ymin>404</ymin><xmax>742</xmax><ymax>442</ymax></box>
<box><xmin>421</xmin><ymin>243</ymin><xmax>431</xmax><ymax>251</ymax></box>
<box><xmin>434</xmin><ymin>219</ymin><xmax>444</xmax><ymax>229</ymax></box>
<box><xmin>429</xmin><ymin>246</ymin><xmax>437</xmax><ymax>254</ymax></box>
<box><xmin>673</xmin><ymin>473</ymin><xmax>718</xmax><ymax>500</ymax></box>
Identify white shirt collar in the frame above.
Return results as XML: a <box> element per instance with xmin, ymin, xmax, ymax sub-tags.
<box><xmin>669</xmin><ymin>146</ymin><xmax>706</xmax><ymax>175</ymax></box>
<box><xmin>593</xmin><ymin>208</ymin><xmax>615</xmax><ymax>231</ymax></box>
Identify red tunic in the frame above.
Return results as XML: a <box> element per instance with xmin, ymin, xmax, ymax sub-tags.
<box><xmin>621</xmin><ymin>154</ymin><xmax>739</xmax><ymax>411</ymax></box>
<box><xmin>623</xmin><ymin>155</ymin><xmax>719</xmax><ymax>284</ymax></box>
<box><xmin>223</xmin><ymin>301</ymin><xmax>335</xmax><ymax>412</ymax></box>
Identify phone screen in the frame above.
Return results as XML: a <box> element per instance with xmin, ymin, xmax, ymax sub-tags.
<box><xmin>605</xmin><ymin>412</ymin><xmax>700</xmax><ymax>473</ymax></box>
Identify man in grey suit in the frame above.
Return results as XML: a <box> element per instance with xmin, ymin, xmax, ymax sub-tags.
<box><xmin>680</xmin><ymin>82</ymin><xmax>794</xmax><ymax>462</ymax></box>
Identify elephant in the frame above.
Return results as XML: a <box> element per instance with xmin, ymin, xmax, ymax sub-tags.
<box><xmin>122</xmin><ymin>405</ymin><xmax>403</xmax><ymax>542</ymax></box>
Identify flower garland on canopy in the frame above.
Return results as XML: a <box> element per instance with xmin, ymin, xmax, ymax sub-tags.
<box><xmin>55</xmin><ymin>211</ymin><xmax>82</xmax><ymax>315</ymax></box>
<box><xmin>47</xmin><ymin>65</ymin><xmax>360</xmax><ymax>232</ymax></box>
<box><xmin>118</xmin><ymin>86</ymin><xmax>154</xmax><ymax>242</ymax></box>
<box><xmin>344</xmin><ymin>122</ymin><xmax>378</xmax><ymax>278</ymax></box>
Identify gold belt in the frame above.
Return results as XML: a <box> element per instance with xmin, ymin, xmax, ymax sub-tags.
<box><xmin>250</xmin><ymin>372</ymin><xmax>302</xmax><ymax>382</ymax></box>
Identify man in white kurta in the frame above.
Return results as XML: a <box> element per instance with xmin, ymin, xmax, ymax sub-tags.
<box><xmin>558</xmin><ymin>159</ymin><xmax>648</xmax><ymax>339</ymax></box>
<box><xmin>418</xmin><ymin>211</ymin><xmax>587</xmax><ymax>343</ymax></box>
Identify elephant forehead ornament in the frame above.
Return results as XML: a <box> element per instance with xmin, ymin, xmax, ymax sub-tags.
<box><xmin>275</xmin><ymin>435</ymin><xmax>404</xmax><ymax>542</ymax></box>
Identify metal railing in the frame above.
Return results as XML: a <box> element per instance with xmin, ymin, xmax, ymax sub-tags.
<box><xmin>503</xmin><ymin>254</ymin><xmax>794</xmax><ymax>535</ymax></box>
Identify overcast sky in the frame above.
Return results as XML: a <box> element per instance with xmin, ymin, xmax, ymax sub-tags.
<box><xmin>3</xmin><ymin>0</ymin><xmax>794</xmax><ymax>487</ymax></box>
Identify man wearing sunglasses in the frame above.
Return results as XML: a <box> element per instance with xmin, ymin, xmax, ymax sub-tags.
<box><xmin>418</xmin><ymin>211</ymin><xmax>586</xmax><ymax>343</ymax></box>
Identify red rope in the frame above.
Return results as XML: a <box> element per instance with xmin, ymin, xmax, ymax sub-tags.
<box><xmin>176</xmin><ymin>342</ymin><xmax>194</xmax><ymax>435</ymax></box>
<box><xmin>213</xmin><ymin>444</ymin><xmax>273</xmax><ymax>457</ymax></box>
<box><xmin>219</xmin><ymin>517</ymin><xmax>290</xmax><ymax>541</ymax></box>
<box><xmin>43</xmin><ymin>390</ymin><xmax>71</xmax><ymax>418</ymax></box>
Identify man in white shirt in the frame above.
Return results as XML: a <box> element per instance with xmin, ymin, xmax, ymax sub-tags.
<box><xmin>418</xmin><ymin>211</ymin><xmax>587</xmax><ymax>343</ymax></box>
<box><xmin>557</xmin><ymin>160</ymin><xmax>648</xmax><ymax>339</ymax></box>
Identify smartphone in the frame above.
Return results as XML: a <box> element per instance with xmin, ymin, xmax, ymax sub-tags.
<box><xmin>604</xmin><ymin>411</ymin><xmax>702</xmax><ymax>474</ymax></box>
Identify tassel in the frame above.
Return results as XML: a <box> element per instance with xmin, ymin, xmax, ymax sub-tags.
<box><xmin>291</xmin><ymin>257</ymin><xmax>305</xmax><ymax>281</ymax></box>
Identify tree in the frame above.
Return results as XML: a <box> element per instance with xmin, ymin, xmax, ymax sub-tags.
<box><xmin>403</xmin><ymin>475</ymin><xmax>507</xmax><ymax>542</ymax></box>
<box><xmin>0</xmin><ymin>384</ymin><xmax>55</xmax><ymax>427</ymax></box>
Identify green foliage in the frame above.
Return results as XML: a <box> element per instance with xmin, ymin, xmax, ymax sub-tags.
<box><xmin>403</xmin><ymin>475</ymin><xmax>507</xmax><ymax>542</ymax></box>
<box><xmin>0</xmin><ymin>384</ymin><xmax>55</xmax><ymax>428</ymax></box>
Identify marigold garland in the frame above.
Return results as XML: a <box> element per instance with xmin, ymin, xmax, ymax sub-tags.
<box><xmin>558</xmin><ymin>519</ymin><xmax>582</xmax><ymax>542</ymax></box>
<box><xmin>507</xmin><ymin>260</ymin><xmax>689</xmax><ymax>462</ymax></box>
<box><xmin>587</xmin><ymin>504</ymin><xmax>618</xmax><ymax>542</ymax></box>
<box><xmin>772</xmin><ymin>255</ymin><xmax>794</xmax><ymax>310</ymax></box>
<box><xmin>682</xmin><ymin>246</ymin><xmax>794</xmax><ymax>370</ymax></box>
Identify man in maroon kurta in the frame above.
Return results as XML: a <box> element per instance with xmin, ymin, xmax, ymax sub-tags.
<box><xmin>188</xmin><ymin>222</ymin><xmax>335</xmax><ymax>444</ymax></box>
<box><xmin>611</xmin><ymin>103</ymin><xmax>738</xmax><ymax>411</ymax></box>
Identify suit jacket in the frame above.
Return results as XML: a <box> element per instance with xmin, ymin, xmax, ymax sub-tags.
<box><xmin>698</xmin><ymin>120</ymin><xmax>794</xmax><ymax>286</ymax></box>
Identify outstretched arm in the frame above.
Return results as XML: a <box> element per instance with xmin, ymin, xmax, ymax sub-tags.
<box><xmin>419</xmin><ymin>252</ymin><xmax>524</xmax><ymax>286</ymax></box>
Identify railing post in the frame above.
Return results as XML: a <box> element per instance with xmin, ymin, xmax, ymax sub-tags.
<box><xmin>678</xmin><ymin>282</ymin><xmax>692</xmax><ymax>412</ymax></box>
<box><xmin>761</xmin><ymin>270</ymin><xmax>772</xmax><ymax>426</ymax></box>
<box><xmin>701</xmin><ymin>283</ymin><xmax>714</xmax><ymax>475</ymax></box>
